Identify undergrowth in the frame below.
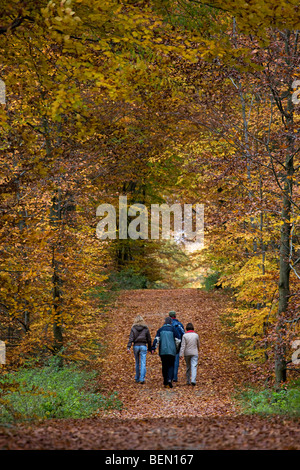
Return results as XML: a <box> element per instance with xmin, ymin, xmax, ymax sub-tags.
<box><xmin>236</xmin><ymin>379</ymin><xmax>300</xmax><ymax>417</ymax></box>
<box><xmin>0</xmin><ymin>360</ymin><xmax>122</xmax><ymax>424</ymax></box>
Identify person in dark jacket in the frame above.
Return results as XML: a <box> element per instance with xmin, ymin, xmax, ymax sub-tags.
<box><xmin>152</xmin><ymin>316</ymin><xmax>181</xmax><ymax>388</ymax></box>
<box><xmin>169</xmin><ymin>310</ymin><xmax>185</xmax><ymax>382</ymax></box>
<box><xmin>127</xmin><ymin>315</ymin><xmax>152</xmax><ymax>384</ymax></box>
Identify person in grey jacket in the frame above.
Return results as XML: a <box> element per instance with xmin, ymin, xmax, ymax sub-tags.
<box><xmin>152</xmin><ymin>317</ymin><xmax>181</xmax><ymax>388</ymax></box>
<box><xmin>179</xmin><ymin>322</ymin><xmax>200</xmax><ymax>386</ymax></box>
<box><xmin>127</xmin><ymin>315</ymin><xmax>152</xmax><ymax>384</ymax></box>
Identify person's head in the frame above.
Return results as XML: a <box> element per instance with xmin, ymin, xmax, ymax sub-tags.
<box><xmin>186</xmin><ymin>322</ymin><xmax>194</xmax><ymax>331</ymax></box>
<box><xmin>169</xmin><ymin>310</ymin><xmax>176</xmax><ymax>319</ymax></box>
<box><xmin>164</xmin><ymin>316</ymin><xmax>172</xmax><ymax>325</ymax></box>
<box><xmin>133</xmin><ymin>315</ymin><xmax>146</xmax><ymax>326</ymax></box>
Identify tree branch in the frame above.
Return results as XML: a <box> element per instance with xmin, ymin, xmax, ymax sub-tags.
<box><xmin>0</xmin><ymin>15</ymin><xmax>33</xmax><ymax>35</ymax></box>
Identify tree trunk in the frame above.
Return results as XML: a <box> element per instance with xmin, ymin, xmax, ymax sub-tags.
<box><xmin>50</xmin><ymin>191</ymin><xmax>64</xmax><ymax>368</ymax></box>
<box><xmin>275</xmin><ymin>147</ymin><xmax>293</xmax><ymax>386</ymax></box>
<box><xmin>274</xmin><ymin>31</ymin><xmax>295</xmax><ymax>386</ymax></box>
<box><xmin>52</xmin><ymin>249</ymin><xmax>63</xmax><ymax>368</ymax></box>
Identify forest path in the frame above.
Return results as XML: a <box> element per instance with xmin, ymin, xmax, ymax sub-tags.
<box><xmin>1</xmin><ymin>289</ymin><xmax>300</xmax><ymax>450</ymax></box>
<box><xmin>98</xmin><ymin>288</ymin><xmax>247</xmax><ymax>419</ymax></box>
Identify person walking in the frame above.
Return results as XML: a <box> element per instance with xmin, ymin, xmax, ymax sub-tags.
<box><xmin>179</xmin><ymin>322</ymin><xmax>200</xmax><ymax>386</ymax></box>
<box><xmin>152</xmin><ymin>316</ymin><xmax>181</xmax><ymax>388</ymax></box>
<box><xmin>127</xmin><ymin>315</ymin><xmax>152</xmax><ymax>384</ymax></box>
<box><xmin>168</xmin><ymin>310</ymin><xmax>185</xmax><ymax>382</ymax></box>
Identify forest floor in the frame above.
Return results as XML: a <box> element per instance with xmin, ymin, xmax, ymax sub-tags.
<box><xmin>0</xmin><ymin>288</ymin><xmax>300</xmax><ymax>451</ymax></box>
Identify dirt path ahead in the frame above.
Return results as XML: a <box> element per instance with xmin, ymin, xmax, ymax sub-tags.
<box><xmin>99</xmin><ymin>288</ymin><xmax>249</xmax><ymax>419</ymax></box>
<box><xmin>1</xmin><ymin>288</ymin><xmax>300</xmax><ymax>450</ymax></box>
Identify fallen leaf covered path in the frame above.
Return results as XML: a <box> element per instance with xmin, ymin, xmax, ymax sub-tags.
<box><xmin>98</xmin><ymin>288</ymin><xmax>249</xmax><ymax>419</ymax></box>
<box><xmin>1</xmin><ymin>288</ymin><xmax>300</xmax><ymax>450</ymax></box>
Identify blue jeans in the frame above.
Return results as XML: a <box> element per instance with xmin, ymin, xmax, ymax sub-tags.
<box><xmin>133</xmin><ymin>345</ymin><xmax>147</xmax><ymax>382</ymax></box>
<box><xmin>173</xmin><ymin>353</ymin><xmax>180</xmax><ymax>381</ymax></box>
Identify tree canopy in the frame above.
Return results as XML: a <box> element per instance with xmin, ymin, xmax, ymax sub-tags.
<box><xmin>0</xmin><ymin>0</ymin><xmax>299</xmax><ymax>386</ymax></box>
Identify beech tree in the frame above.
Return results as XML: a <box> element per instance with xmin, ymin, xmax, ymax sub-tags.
<box><xmin>0</xmin><ymin>0</ymin><xmax>196</xmax><ymax>363</ymax></box>
<box><xmin>0</xmin><ymin>0</ymin><xmax>299</xmax><ymax>387</ymax></box>
<box><xmin>156</xmin><ymin>0</ymin><xmax>300</xmax><ymax>385</ymax></box>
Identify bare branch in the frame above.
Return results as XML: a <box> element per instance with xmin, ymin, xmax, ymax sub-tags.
<box><xmin>0</xmin><ymin>15</ymin><xmax>33</xmax><ymax>35</ymax></box>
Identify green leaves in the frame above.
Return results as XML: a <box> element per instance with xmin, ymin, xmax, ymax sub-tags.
<box><xmin>0</xmin><ymin>364</ymin><xmax>122</xmax><ymax>423</ymax></box>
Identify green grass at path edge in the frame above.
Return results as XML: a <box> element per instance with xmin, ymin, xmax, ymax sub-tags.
<box><xmin>235</xmin><ymin>379</ymin><xmax>300</xmax><ymax>417</ymax></box>
<box><xmin>0</xmin><ymin>360</ymin><xmax>122</xmax><ymax>424</ymax></box>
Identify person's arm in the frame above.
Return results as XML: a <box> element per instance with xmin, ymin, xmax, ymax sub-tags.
<box><xmin>152</xmin><ymin>328</ymin><xmax>160</xmax><ymax>351</ymax></box>
<box><xmin>173</xmin><ymin>326</ymin><xmax>181</xmax><ymax>352</ymax></box>
<box><xmin>146</xmin><ymin>328</ymin><xmax>152</xmax><ymax>352</ymax></box>
<box><xmin>179</xmin><ymin>334</ymin><xmax>186</xmax><ymax>357</ymax></box>
<box><xmin>127</xmin><ymin>328</ymin><xmax>135</xmax><ymax>350</ymax></box>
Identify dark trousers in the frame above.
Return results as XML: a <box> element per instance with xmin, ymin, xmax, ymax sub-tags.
<box><xmin>160</xmin><ymin>354</ymin><xmax>175</xmax><ymax>385</ymax></box>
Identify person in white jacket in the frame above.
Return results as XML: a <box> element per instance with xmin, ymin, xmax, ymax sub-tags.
<box><xmin>179</xmin><ymin>322</ymin><xmax>200</xmax><ymax>386</ymax></box>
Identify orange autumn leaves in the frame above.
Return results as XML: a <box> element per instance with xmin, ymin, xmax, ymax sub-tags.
<box><xmin>98</xmin><ymin>288</ymin><xmax>251</xmax><ymax>419</ymax></box>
